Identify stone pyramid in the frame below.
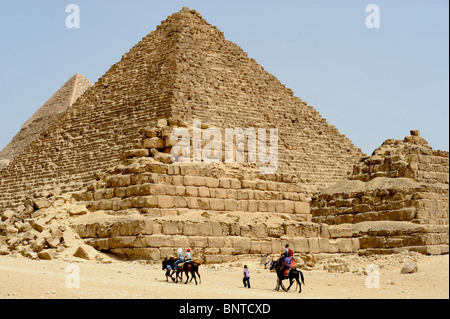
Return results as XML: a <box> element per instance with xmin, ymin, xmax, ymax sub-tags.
<box><xmin>311</xmin><ymin>130</ymin><xmax>449</xmax><ymax>255</ymax></box>
<box><xmin>0</xmin><ymin>7</ymin><xmax>363</xmax><ymax>211</ymax></box>
<box><xmin>1</xmin><ymin>127</ymin><xmax>446</xmax><ymax>261</ymax></box>
<box><xmin>0</xmin><ymin>74</ymin><xmax>93</xmax><ymax>171</ymax></box>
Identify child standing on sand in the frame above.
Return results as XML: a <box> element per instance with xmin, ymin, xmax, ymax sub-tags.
<box><xmin>243</xmin><ymin>265</ymin><xmax>251</xmax><ymax>288</ymax></box>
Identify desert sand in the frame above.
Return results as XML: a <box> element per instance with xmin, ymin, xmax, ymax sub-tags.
<box><xmin>0</xmin><ymin>252</ymin><xmax>448</xmax><ymax>299</ymax></box>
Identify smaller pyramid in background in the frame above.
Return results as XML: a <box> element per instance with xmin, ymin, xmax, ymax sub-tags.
<box><xmin>0</xmin><ymin>74</ymin><xmax>93</xmax><ymax>170</ymax></box>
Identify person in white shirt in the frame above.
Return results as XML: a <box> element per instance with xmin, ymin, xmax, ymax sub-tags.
<box><xmin>185</xmin><ymin>248</ymin><xmax>192</xmax><ymax>262</ymax></box>
<box><xmin>174</xmin><ymin>248</ymin><xmax>184</xmax><ymax>270</ymax></box>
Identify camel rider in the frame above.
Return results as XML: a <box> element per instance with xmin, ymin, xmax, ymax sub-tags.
<box><xmin>185</xmin><ymin>248</ymin><xmax>192</xmax><ymax>263</ymax></box>
<box><xmin>174</xmin><ymin>248</ymin><xmax>184</xmax><ymax>270</ymax></box>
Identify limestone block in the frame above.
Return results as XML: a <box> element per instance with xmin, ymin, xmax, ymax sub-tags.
<box><xmin>224</xmin><ymin>199</ymin><xmax>237</xmax><ymax>211</ymax></box>
<box><xmin>193</xmin><ymin>176</ymin><xmax>206</xmax><ymax>187</ymax></box>
<box><xmin>183</xmin><ymin>176</ymin><xmax>196</xmax><ymax>186</ymax></box>
<box><xmin>185</xmin><ymin>186</ymin><xmax>198</xmax><ymax>197</ymax></box>
<box><xmin>209</xmin><ymin>198</ymin><xmax>225</xmax><ymax>211</ymax></box>
<box><xmin>46</xmin><ymin>236</ymin><xmax>61</xmax><ymax>249</ymax></box>
<box><xmin>284</xmin><ymin>201</ymin><xmax>295</xmax><ymax>214</ymax></box>
<box><xmin>205</xmin><ymin>177</ymin><xmax>220</xmax><ymax>188</ymax></box>
<box><xmin>401</xmin><ymin>262</ymin><xmax>418</xmax><ymax>274</ymax></box>
<box><xmin>38</xmin><ymin>249</ymin><xmax>56</xmax><ymax>260</ymax></box>
<box><xmin>360</xmin><ymin>236</ymin><xmax>385</xmax><ymax>249</ymax></box>
<box><xmin>125</xmin><ymin>149</ymin><xmax>149</xmax><ymax>158</ymax></box>
<box><xmin>219</xmin><ymin>179</ymin><xmax>231</xmax><ymax>189</ymax></box>
<box><xmin>220</xmin><ymin>247</ymin><xmax>234</xmax><ymax>255</ymax></box>
<box><xmin>160</xmin><ymin>247</ymin><xmax>176</xmax><ymax>259</ymax></box>
<box><xmin>69</xmin><ymin>204</ymin><xmax>88</xmax><ymax>216</ymax></box>
<box><xmin>285</xmin><ymin>224</ymin><xmax>301</xmax><ymax>237</ymax></box>
<box><xmin>198</xmin><ymin>187</ymin><xmax>210</xmax><ymax>198</ymax></box>
<box><xmin>337</xmin><ymin>238</ymin><xmax>359</xmax><ymax>253</ymax></box>
<box><xmin>153</xmin><ymin>151</ymin><xmax>173</xmax><ymax>164</ymax></box>
<box><xmin>173</xmin><ymin>196</ymin><xmax>187</xmax><ymax>208</ymax></box>
<box><xmin>204</xmin><ymin>255</ymin><xmax>222</xmax><ymax>264</ymax></box>
<box><xmin>188</xmin><ymin>236</ymin><xmax>208</xmax><ymax>248</ymax></box>
<box><xmin>204</xmin><ymin>248</ymin><xmax>220</xmax><ymax>255</ymax></box>
<box><xmin>33</xmin><ymin>198</ymin><xmax>52</xmax><ymax>210</ymax></box>
<box><xmin>294</xmin><ymin>202</ymin><xmax>310</xmax><ymax>214</ymax></box>
<box><xmin>1</xmin><ymin>210</ymin><xmax>14</xmax><ymax>222</ymax></box>
<box><xmin>242</xmin><ymin>180</ymin><xmax>256</xmax><ymax>190</ymax></box>
<box><xmin>230</xmin><ymin>179</ymin><xmax>241</xmax><ymax>189</ymax></box>
<box><xmin>291</xmin><ymin>238</ymin><xmax>309</xmax><ymax>253</ymax></box>
<box><xmin>231</xmin><ymin>237</ymin><xmax>251</xmax><ymax>254</ymax></box>
<box><xmin>116</xmin><ymin>248</ymin><xmax>161</xmax><ymax>260</ymax></box>
<box><xmin>143</xmin><ymin>137</ymin><xmax>165</xmax><ymax>149</ymax></box>
<box><xmin>240</xmin><ymin>225</ymin><xmax>252</xmax><ymax>237</ymax></box>
<box><xmin>258</xmin><ymin>200</ymin><xmax>268</xmax><ymax>212</ymax></box>
<box><xmin>320</xmin><ymin>223</ymin><xmax>330</xmax><ymax>238</ymax></box>
<box><xmin>270</xmin><ymin>238</ymin><xmax>282</xmax><ymax>254</ymax></box>
<box><xmin>302</xmin><ymin>223</ymin><xmax>320</xmax><ymax>238</ymax></box>
<box><xmin>252</xmin><ymin>223</ymin><xmax>268</xmax><ymax>238</ymax></box>
<box><xmin>141</xmin><ymin>235</ymin><xmax>174</xmax><ymax>247</ymax></box>
<box><xmin>157</xmin><ymin>196</ymin><xmax>174</xmax><ymax>209</ymax></box>
<box><xmin>74</xmin><ymin>245</ymin><xmax>99</xmax><ymax>260</ymax></box>
<box><xmin>208</xmin><ymin>237</ymin><xmax>226</xmax><ymax>248</ymax></box>
<box><xmin>267</xmin><ymin>226</ymin><xmax>284</xmax><ymax>238</ymax></box>
<box><xmin>173</xmin><ymin>236</ymin><xmax>189</xmax><ymax>248</ymax></box>
<box><xmin>308</xmin><ymin>238</ymin><xmax>320</xmax><ymax>253</ymax></box>
<box><xmin>250</xmin><ymin>240</ymin><xmax>261</xmax><ymax>254</ymax></box>
<box><xmin>328</xmin><ymin>239</ymin><xmax>340</xmax><ymax>253</ymax></box>
<box><xmin>328</xmin><ymin>224</ymin><xmax>355</xmax><ymax>238</ymax></box>
<box><xmin>162</xmin><ymin>220</ymin><xmax>181</xmax><ymax>235</ymax></box>
<box><xmin>248</xmin><ymin>201</ymin><xmax>258</xmax><ymax>212</ymax></box>
<box><xmin>183</xmin><ymin>221</ymin><xmax>213</xmax><ymax>237</ymax></box>
<box><xmin>187</xmin><ymin>198</ymin><xmax>199</xmax><ymax>209</ymax></box>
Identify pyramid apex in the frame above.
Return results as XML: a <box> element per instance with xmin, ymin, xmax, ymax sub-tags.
<box><xmin>173</xmin><ymin>6</ymin><xmax>203</xmax><ymax>19</ymax></box>
<box><xmin>403</xmin><ymin>130</ymin><xmax>431</xmax><ymax>148</ymax></box>
<box><xmin>21</xmin><ymin>74</ymin><xmax>92</xmax><ymax>130</ymax></box>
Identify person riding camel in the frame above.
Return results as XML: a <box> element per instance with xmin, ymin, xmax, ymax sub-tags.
<box><xmin>174</xmin><ymin>248</ymin><xmax>185</xmax><ymax>270</ymax></box>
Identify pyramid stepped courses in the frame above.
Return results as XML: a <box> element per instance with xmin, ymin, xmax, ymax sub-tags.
<box><xmin>71</xmin><ymin>119</ymin><xmax>323</xmax><ymax>263</ymax></box>
<box><xmin>0</xmin><ymin>74</ymin><xmax>93</xmax><ymax>171</ymax></box>
<box><xmin>0</xmin><ymin>7</ymin><xmax>362</xmax><ymax>211</ymax></box>
<box><xmin>167</xmin><ymin>8</ymin><xmax>362</xmax><ymax>193</ymax></box>
<box><xmin>311</xmin><ymin>131</ymin><xmax>449</xmax><ymax>255</ymax></box>
<box><xmin>1</xmin><ymin>123</ymin><xmax>446</xmax><ymax>262</ymax></box>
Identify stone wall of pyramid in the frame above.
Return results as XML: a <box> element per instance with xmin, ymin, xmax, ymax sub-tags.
<box><xmin>310</xmin><ymin>131</ymin><xmax>449</xmax><ymax>255</ymax></box>
<box><xmin>0</xmin><ymin>8</ymin><xmax>363</xmax><ymax>212</ymax></box>
<box><xmin>68</xmin><ymin>119</ymin><xmax>353</xmax><ymax>262</ymax></box>
<box><xmin>0</xmin><ymin>74</ymin><xmax>93</xmax><ymax>171</ymax></box>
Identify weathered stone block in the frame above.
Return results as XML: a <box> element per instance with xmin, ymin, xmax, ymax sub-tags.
<box><xmin>143</xmin><ymin>137</ymin><xmax>165</xmax><ymax>149</ymax></box>
<box><xmin>231</xmin><ymin>237</ymin><xmax>251</xmax><ymax>254</ymax></box>
<box><xmin>74</xmin><ymin>245</ymin><xmax>99</xmax><ymax>260</ymax></box>
<box><xmin>291</xmin><ymin>238</ymin><xmax>309</xmax><ymax>253</ymax></box>
<box><xmin>294</xmin><ymin>202</ymin><xmax>310</xmax><ymax>214</ymax></box>
<box><xmin>157</xmin><ymin>196</ymin><xmax>174</xmax><ymax>209</ymax></box>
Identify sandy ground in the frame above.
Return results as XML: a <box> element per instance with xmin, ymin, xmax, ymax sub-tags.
<box><xmin>0</xmin><ymin>253</ymin><xmax>448</xmax><ymax>299</ymax></box>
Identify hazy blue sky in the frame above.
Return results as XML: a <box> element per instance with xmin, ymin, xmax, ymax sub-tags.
<box><xmin>0</xmin><ymin>0</ymin><xmax>448</xmax><ymax>154</ymax></box>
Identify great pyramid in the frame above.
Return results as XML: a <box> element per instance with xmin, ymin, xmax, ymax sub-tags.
<box><xmin>0</xmin><ymin>7</ymin><xmax>362</xmax><ymax>211</ymax></box>
<box><xmin>0</xmin><ymin>74</ymin><xmax>93</xmax><ymax>171</ymax></box>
